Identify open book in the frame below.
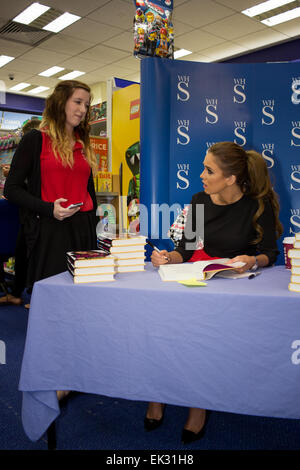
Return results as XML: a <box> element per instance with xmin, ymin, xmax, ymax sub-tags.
<box><xmin>158</xmin><ymin>258</ymin><xmax>245</xmax><ymax>281</ymax></box>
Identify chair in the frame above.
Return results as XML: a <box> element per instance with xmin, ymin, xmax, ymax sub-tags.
<box><xmin>0</xmin><ymin>199</ymin><xmax>20</xmax><ymax>294</ymax></box>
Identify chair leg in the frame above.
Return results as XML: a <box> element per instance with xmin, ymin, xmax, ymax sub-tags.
<box><xmin>47</xmin><ymin>421</ymin><xmax>57</xmax><ymax>450</ymax></box>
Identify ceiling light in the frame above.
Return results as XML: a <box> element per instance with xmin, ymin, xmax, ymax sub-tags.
<box><xmin>39</xmin><ymin>66</ymin><xmax>64</xmax><ymax>77</ymax></box>
<box><xmin>27</xmin><ymin>86</ymin><xmax>49</xmax><ymax>94</ymax></box>
<box><xmin>174</xmin><ymin>49</ymin><xmax>192</xmax><ymax>59</ymax></box>
<box><xmin>242</xmin><ymin>0</ymin><xmax>295</xmax><ymax>17</ymax></box>
<box><xmin>0</xmin><ymin>55</ymin><xmax>14</xmax><ymax>67</ymax></box>
<box><xmin>261</xmin><ymin>6</ymin><xmax>300</xmax><ymax>24</ymax></box>
<box><xmin>9</xmin><ymin>83</ymin><xmax>31</xmax><ymax>91</ymax></box>
<box><xmin>43</xmin><ymin>12</ymin><xmax>80</xmax><ymax>33</ymax></box>
<box><xmin>58</xmin><ymin>70</ymin><xmax>85</xmax><ymax>80</ymax></box>
<box><xmin>13</xmin><ymin>2</ymin><xmax>50</xmax><ymax>25</ymax></box>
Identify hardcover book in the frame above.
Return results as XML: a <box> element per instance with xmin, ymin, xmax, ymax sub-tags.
<box><xmin>70</xmin><ymin>272</ymin><xmax>115</xmax><ymax>283</ymax></box>
<box><xmin>288</xmin><ymin>282</ymin><xmax>300</xmax><ymax>293</ymax></box>
<box><xmin>158</xmin><ymin>258</ymin><xmax>245</xmax><ymax>282</ymax></box>
<box><xmin>67</xmin><ymin>250</ymin><xmax>115</xmax><ymax>267</ymax></box>
<box><xmin>98</xmin><ymin>234</ymin><xmax>147</xmax><ymax>247</ymax></box>
<box><xmin>288</xmin><ymin>249</ymin><xmax>300</xmax><ymax>259</ymax></box>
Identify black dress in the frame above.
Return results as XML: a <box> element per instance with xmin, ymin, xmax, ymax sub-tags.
<box><xmin>4</xmin><ymin>130</ymin><xmax>98</xmax><ymax>287</ymax></box>
<box><xmin>176</xmin><ymin>192</ymin><xmax>279</xmax><ymax>265</ymax></box>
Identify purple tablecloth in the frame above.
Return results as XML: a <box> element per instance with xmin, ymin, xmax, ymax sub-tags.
<box><xmin>19</xmin><ymin>264</ymin><xmax>300</xmax><ymax>441</ymax></box>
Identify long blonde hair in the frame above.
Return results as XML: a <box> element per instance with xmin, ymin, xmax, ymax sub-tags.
<box><xmin>209</xmin><ymin>142</ymin><xmax>283</xmax><ymax>243</ymax></box>
<box><xmin>40</xmin><ymin>80</ymin><xmax>97</xmax><ymax>172</ymax></box>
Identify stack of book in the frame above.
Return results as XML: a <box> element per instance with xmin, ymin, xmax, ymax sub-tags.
<box><xmin>97</xmin><ymin>233</ymin><xmax>146</xmax><ymax>273</ymax></box>
<box><xmin>67</xmin><ymin>250</ymin><xmax>116</xmax><ymax>283</ymax></box>
<box><xmin>288</xmin><ymin>233</ymin><xmax>300</xmax><ymax>293</ymax></box>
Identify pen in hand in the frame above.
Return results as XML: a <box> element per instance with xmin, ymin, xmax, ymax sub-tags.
<box><xmin>147</xmin><ymin>240</ymin><xmax>169</xmax><ymax>261</ymax></box>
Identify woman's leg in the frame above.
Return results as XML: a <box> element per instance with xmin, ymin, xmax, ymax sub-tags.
<box><xmin>184</xmin><ymin>407</ymin><xmax>206</xmax><ymax>433</ymax></box>
<box><xmin>145</xmin><ymin>402</ymin><xmax>164</xmax><ymax>419</ymax></box>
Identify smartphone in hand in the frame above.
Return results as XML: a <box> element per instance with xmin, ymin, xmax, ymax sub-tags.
<box><xmin>67</xmin><ymin>202</ymin><xmax>83</xmax><ymax>209</ymax></box>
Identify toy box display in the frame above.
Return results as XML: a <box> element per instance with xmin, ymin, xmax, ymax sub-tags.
<box><xmin>133</xmin><ymin>0</ymin><xmax>174</xmax><ymax>59</ymax></box>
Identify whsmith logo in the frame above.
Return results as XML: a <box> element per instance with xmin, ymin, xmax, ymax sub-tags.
<box><xmin>205</xmin><ymin>99</ymin><xmax>218</xmax><ymax>124</ymax></box>
<box><xmin>290</xmin><ymin>208</ymin><xmax>300</xmax><ymax>234</ymax></box>
<box><xmin>291</xmin><ymin>121</ymin><xmax>300</xmax><ymax>146</ymax></box>
<box><xmin>177</xmin><ymin>120</ymin><xmax>190</xmax><ymax>145</ymax></box>
<box><xmin>291</xmin><ymin>164</ymin><xmax>300</xmax><ymax>191</ymax></box>
<box><xmin>177</xmin><ymin>75</ymin><xmax>190</xmax><ymax>102</ymax></box>
<box><xmin>233</xmin><ymin>78</ymin><xmax>246</xmax><ymax>103</ymax></box>
<box><xmin>261</xmin><ymin>143</ymin><xmax>275</xmax><ymax>168</ymax></box>
<box><xmin>234</xmin><ymin>121</ymin><xmax>246</xmax><ymax>146</ymax></box>
<box><xmin>176</xmin><ymin>163</ymin><xmax>190</xmax><ymax>190</ymax></box>
<box><xmin>291</xmin><ymin>77</ymin><xmax>300</xmax><ymax>105</ymax></box>
<box><xmin>262</xmin><ymin>99</ymin><xmax>275</xmax><ymax>125</ymax></box>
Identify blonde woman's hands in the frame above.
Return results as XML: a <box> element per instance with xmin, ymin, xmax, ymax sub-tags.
<box><xmin>53</xmin><ymin>198</ymin><xmax>81</xmax><ymax>221</ymax></box>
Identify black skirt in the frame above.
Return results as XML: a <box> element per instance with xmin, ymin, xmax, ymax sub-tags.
<box><xmin>27</xmin><ymin>210</ymin><xmax>97</xmax><ymax>287</ymax></box>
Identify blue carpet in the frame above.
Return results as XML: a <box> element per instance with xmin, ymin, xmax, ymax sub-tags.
<box><xmin>0</xmin><ymin>296</ymin><xmax>300</xmax><ymax>451</ymax></box>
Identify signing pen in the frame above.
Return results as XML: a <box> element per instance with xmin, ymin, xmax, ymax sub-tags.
<box><xmin>147</xmin><ymin>240</ymin><xmax>169</xmax><ymax>261</ymax></box>
<box><xmin>248</xmin><ymin>271</ymin><xmax>261</xmax><ymax>280</ymax></box>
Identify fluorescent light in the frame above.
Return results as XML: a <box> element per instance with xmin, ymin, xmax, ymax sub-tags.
<box><xmin>242</xmin><ymin>0</ymin><xmax>295</xmax><ymax>17</ymax></box>
<box><xmin>39</xmin><ymin>66</ymin><xmax>64</xmax><ymax>77</ymax></box>
<box><xmin>174</xmin><ymin>49</ymin><xmax>192</xmax><ymax>59</ymax></box>
<box><xmin>262</xmin><ymin>6</ymin><xmax>300</xmax><ymax>24</ymax></box>
<box><xmin>43</xmin><ymin>12</ymin><xmax>80</xmax><ymax>33</ymax></box>
<box><xmin>13</xmin><ymin>2</ymin><xmax>50</xmax><ymax>25</ymax></box>
<box><xmin>58</xmin><ymin>70</ymin><xmax>85</xmax><ymax>80</ymax></box>
<box><xmin>27</xmin><ymin>86</ymin><xmax>49</xmax><ymax>94</ymax></box>
<box><xmin>0</xmin><ymin>55</ymin><xmax>14</xmax><ymax>67</ymax></box>
<box><xmin>9</xmin><ymin>83</ymin><xmax>31</xmax><ymax>91</ymax></box>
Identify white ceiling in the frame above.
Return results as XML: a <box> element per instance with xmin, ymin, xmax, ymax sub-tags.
<box><xmin>0</xmin><ymin>0</ymin><xmax>299</xmax><ymax>98</ymax></box>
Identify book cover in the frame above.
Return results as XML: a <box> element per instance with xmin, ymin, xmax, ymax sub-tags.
<box><xmin>97</xmin><ymin>171</ymin><xmax>112</xmax><ymax>192</ymax></box>
<box><xmin>72</xmin><ymin>273</ymin><xmax>115</xmax><ymax>283</ymax></box>
<box><xmin>116</xmin><ymin>265</ymin><xmax>145</xmax><ymax>273</ymax></box>
<box><xmin>158</xmin><ymin>258</ymin><xmax>245</xmax><ymax>282</ymax></box>
<box><xmin>288</xmin><ymin>249</ymin><xmax>300</xmax><ymax>259</ymax></box>
<box><xmin>67</xmin><ymin>261</ymin><xmax>115</xmax><ymax>276</ymax></box>
<box><xmin>98</xmin><ymin>233</ymin><xmax>147</xmax><ymax>247</ymax></box>
<box><xmin>110</xmin><ymin>246</ymin><xmax>146</xmax><ymax>253</ymax></box>
<box><xmin>290</xmin><ymin>274</ymin><xmax>300</xmax><ymax>284</ymax></box>
<box><xmin>67</xmin><ymin>250</ymin><xmax>115</xmax><ymax>267</ymax></box>
<box><xmin>115</xmin><ymin>257</ymin><xmax>145</xmax><ymax>266</ymax></box>
<box><xmin>111</xmin><ymin>251</ymin><xmax>146</xmax><ymax>260</ymax></box>
<box><xmin>288</xmin><ymin>282</ymin><xmax>300</xmax><ymax>293</ymax></box>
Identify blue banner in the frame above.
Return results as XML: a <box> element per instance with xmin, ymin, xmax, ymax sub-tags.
<box><xmin>140</xmin><ymin>57</ymin><xmax>300</xmax><ymax>263</ymax></box>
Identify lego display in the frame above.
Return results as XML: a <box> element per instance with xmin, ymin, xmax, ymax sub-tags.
<box><xmin>133</xmin><ymin>0</ymin><xmax>174</xmax><ymax>59</ymax></box>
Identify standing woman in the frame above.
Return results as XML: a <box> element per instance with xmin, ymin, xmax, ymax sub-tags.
<box><xmin>4</xmin><ymin>80</ymin><xmax>98</xmax><ymax>289</ymax></box>
<box><xmin>148</xmin><ymin>141</ymin><xmax>283</xmax><ymax>444</ymax></box>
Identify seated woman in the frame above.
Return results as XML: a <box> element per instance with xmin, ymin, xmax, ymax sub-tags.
<box><xmin>147</xmin><ymin>141</ymin><xmax>283</xmax><ymax>444</ymax></box>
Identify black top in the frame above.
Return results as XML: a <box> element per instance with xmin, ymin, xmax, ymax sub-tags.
<box><xmin>175</xmin><ymin>192</ymin><xmax>279</xmax><ymax>265</ymax></box>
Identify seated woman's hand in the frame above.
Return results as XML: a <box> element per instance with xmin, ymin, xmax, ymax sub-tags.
<box><xmin>227</xmin><ymin>255</ymin><xmax>256</xmax><ymax>273</ymax></box>
<box><xmin>151</xmin><ymin>249</ymin><xmax>169</xmax><ymax>267</ymax></box>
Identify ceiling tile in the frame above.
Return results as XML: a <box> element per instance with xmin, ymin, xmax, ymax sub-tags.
<box><xmin>200</xmin><ymin>41</ymin><xmax>248</xmax><ymax>60</ymax></box>
<box><xmin>38</xmin><ymin>34</ymin><xmax>94</xmax><ymax>55</ymax></box>
<box><xmin>60</xmin><ymin>18</ymin><xmax>123</xmax><ymax>44</ymax></box>
<box><xmin>86</xmin><ymin>0</ymin><xmax>134</xmax><ymax>29</ymax></box>
<box><xmin>19</xmin><ymin>48</ymin><xmax>70</xmax><ymax>67</ymax></box>
<box><xmin>114</xmin><ymin>55</ymin><xmax>141</xmax><ymax>71</ymax></box>
<box><xmin>173</xmin><ymin>0</ymin><xmax>235</xmax><ymax>28</ymax></box>
<box><xmin>1</xmin><ymin>58</ymin><xmax>45</xmax><ymax>74</ymax></box>
<box><xmin>271</xmin><ymin>18</ymin><xmax>300</xmax><ymax>38</ymax></box>
<box><xmin>175</xmin><ymin>29</ymin><xmax>225</xmax><ymax>52</ymax></box>
<box><xmin>181</xmin><ymin>53</ymin><xmax>212</xmax><ymax>63</ymax></box>
<box><xmin>233</xmin><ymin>29</ymin><xmax>290</xmax><ymax>50</ymax></box>
<box><xmin>0</xmin><ymin>38</ymin><xmax>33</xmax><ymax>58</ymax></box>
<box><xmin>202</xmin><ymin>13</ymin><xmax>266</xmax><ymax>40</ymax></box>
<box><xmin>215</xmin><ymin>0</ymin><xmax>262</xmax><ymax>11</ymax></box>
<box><xmin>58</xmin><ymin>56</ymin><xmax>100</xmax><ymax>72</ymax></box>
<box><xmin>102</xmin><ymin>31</ymin><xmax>133</xmax><ymax>53</ymax></box>
<box><xmin>79</xmin><ymin>44</ymin><xmax>129</xmax><ymax>64</ymax></box>
<box><xmin>46</xmin><ymin>0</ymin><xmax>110</xmax><ymax>16</ymax></box>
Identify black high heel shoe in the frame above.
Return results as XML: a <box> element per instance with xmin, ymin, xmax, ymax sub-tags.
<box><xmin>181</xmin><ymin>410</ymin><xmax>210</xmax><ymax>444</ymax></box>
<box><xmin>144</xmin><ymin>405</ymin><xmax>165</xmax><ymax>431</ymax></box>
